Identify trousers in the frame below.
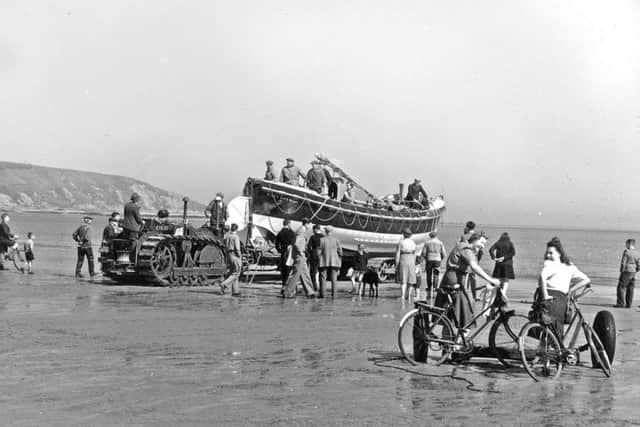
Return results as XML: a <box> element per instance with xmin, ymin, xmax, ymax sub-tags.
<box><xmin>319</xmin><ymin>267</ymin><xmax>339</xmax><ymax>298</ymax></box>
<box><xmin>617</xmin><ymin>272</ymin><xmax>635</xmax><ymax>308</ymax></box>
<box><xmin>285</xmin><ymin>255</ymin><xmax>315</xmax><ymax>298</ymax></box>
<box><xmin>76</xmin><ymin>247</ymin><xmax>95</xmax><ymax>275</ymax></box>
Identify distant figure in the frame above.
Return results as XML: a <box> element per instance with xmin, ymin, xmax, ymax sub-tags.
<box><xmin>205</xmin><ymin>192</ymin><xmax>228</xmax><ymax>236</ymax></box>
<box><xmin>537</xmin><ymin>237</ymin><xmax>590</xmax><ymax>340</ymax></box>
<box><xmin>123</xmin><ymin>193</ymin><xmax>144</xmax><ymax>241</ymax></box>
<box><xmin>0</xmin><ymin>213</ymin><xmax>24</xmax><ymax>271</ymax></box>
<box><xmin>306</xmin><ymin>161</ymin><xmax>327</xmax><ymax>194</ymax></box>
<box><xmin>275</xmin><ymin>219</ymin><xmax>296</xmax><ymax>293</ymax></box>
<box><xmin>489</xmin><ymin>232</ymin><xmax>516</xmax><ymax>294</ymax></box>
<box><xmin>436</xmin><ymin>234</ymin><xmax>499</xmax><ymax>331</ymax></box>
<box><xmin>352</xmin><ymin>243</ymin><xmax>369</xmax><ymax>296</ymax></box>
<box><xmin>306</xmin><ymin>224</ymin><xmax>323</xmax><ymax>292</ymax></box>
<box><xmin>396</xmin><ymin>228</ymin><xmax>418</xmax><ymax>300</ymax></box>
<box><xmin>422</xmin><ymin>231</ymin><xmax>447</xmax><ymax>299</ymax></box>
<box><xmin>220</xmin><ymin>223</ymin><xmax>242</xmax><ymax>297</ymax></box>
<box><xmin>284</xmin><ymin>227</ymin><xmax>316</xmax><ymax>298</ymax></box>
<box><xmin>299</xmin><ymin>217</ymin><xmax>311</xmax><ymax>236</ymax></box>
<box><xmin>280</xmin><ymin>158</ymin><xmax>306</xmax><ymax>186</ymax></box>
<box><xmin>24</xmin><ymin>232</ymin><xmax>35</xmax><ymax>274</ymax></box>
<box><xmin>616</xmin><ymin>239</ymin><xmax>640</xmax><ymax>308</ymax></box>
<box><xmin>319</xmin><ymin>226</ymin><xmax>342</xmax><ymax>298</ymax></box>
<box><xmin>102</xmin><ymin>212</ymin><xmax>122</xmax><ymax>243</ymax></box>
<box><xmin>264</xmin><ymin>160</ymin><xmax>277</xmax><ymax>181</ymax></box>
<box><xmin>342</xmin><ymin>181</ymin><xmax>355</xmax><ymax>203</ymax></box>
<box><xmin>72</xmin><ymin>216</ymin><xmax>97</xmax><ymax>279</ymax></box>
<box><xmin>405</xmin><ymin>178</ymin><xmax>429</xmax><ymax>209</ymax></box>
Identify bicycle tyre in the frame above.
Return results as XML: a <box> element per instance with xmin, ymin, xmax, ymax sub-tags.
<box><xmin>489</xmin><ymin>313</ymin><xmax>528</xmax><ymax>368</ymax></box>
<box><xmin>11</xmin><ymin>251</ymin><xmax>22</xmax><ymax>272</ymax></box>
<box><xmin>592</xmin><ymin>311</ymin><xmax>616</xmax><ymax>363</ymax></box>
<box><xmin>519</xmin><ymin>322</ymin><xmax>563</xmax><ymax>382</ymax></box>
<box><xmin>398</xmin><ymin>309</ymin><xmax>454</xmax><ymax>365</ymax></box>
<box><xmin>584</xmin><ymin>323</ymin><xmax>612</xmax><ymax>377</ymax></box>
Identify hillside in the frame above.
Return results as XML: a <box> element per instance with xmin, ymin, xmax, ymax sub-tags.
<box><xmin>0</xmin><ymin>161</ymin><xmax>206</xmax><ymax>214</ymax></box>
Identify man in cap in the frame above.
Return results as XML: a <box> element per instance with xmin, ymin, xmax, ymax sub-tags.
<box><xmin>305</xmin><ymin>160</ymin><xmax>327</xmax><ymax>194</ymax></box>
<box><xmin>279</xmin><ymin>158</ymin><xmax>306</xmax><ymax>186</ymax></box>
<box><xmin>72</xmin><ymin>215</ymin><xmax>97</xmax><ymax>278</ymax></box>
<box><xmin>205</xmin><ymin>192</ymin><xmax>228</xmax><ymax>236</ymax></box>
<box><xmin>123</xmin><ymin>193</ymin><xmax>144</xmax><ymax>241</ymax></box>
<box><xmin>264</xmin><ymin>160</ymin><xmax>277</xmax><ymax>181</ymax></box>
<box><xmin>102</xmin><ymin>212</ymin><xmax>122</xmax><ymax>243</ymax></box>
<box><xmin>405</xmin><ymin>178</ymin><xmax>429</xmax><ymax>209</ymax></box>
<box><xmin>220</xmin><ymin>223</ymin><xmax>243</xmax><ymax>296</ymax></box>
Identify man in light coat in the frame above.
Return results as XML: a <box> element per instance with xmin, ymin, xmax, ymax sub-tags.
<box><xmin>284</xmin><ymin>227</ymin><xmax>316</xmax><ymax>298</ymax></box>
<box><xmin>319</xmin><ymin>226</ymin><xmax>342</xmax><ymax>298</ymax></box>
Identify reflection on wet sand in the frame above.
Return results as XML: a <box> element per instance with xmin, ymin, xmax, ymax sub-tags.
<box><xmin>0</xmin><ymin>269</ymin><xmax>637</xmax><ymax>425</ymax></box>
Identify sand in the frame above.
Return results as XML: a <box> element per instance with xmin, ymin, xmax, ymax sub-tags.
<box><xmin>0</xmin><ymin>270</ymin><xmax>638</xmax><ymax>426</ymax></box>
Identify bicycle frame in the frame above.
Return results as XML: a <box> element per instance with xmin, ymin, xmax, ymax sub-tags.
<box><xmin>421</xmin><ymin>287</ymin><xmax>509</xmax><ymax>350</ymax></box>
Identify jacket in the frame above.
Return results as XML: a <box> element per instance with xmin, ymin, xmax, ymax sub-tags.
<box><xmin>489</xmin><ymin>239</ymin><xmax>515</xmax><ymax>265</ymax></box>
<box><xmin>423</xmin><ymin>237</ymin><xmax>447</xmax><ymax>262</ymax></box>
<box><xmin>72</xmin><ymin>224</ymin><xmax>93</xmax><ymax>248</ymax></box>
<box><xmin>620</xmin><ymin>248</ymin><xmax>640</xmax><ymax>273</ymax></box>
<box><xmin>206</xmin><ymin>200</ymin><xmax>228</xmax><ymax>227</ymax></box>
<box><xmin>319</xmin><ymin>235</ymin><xmax>342</xmax><ymax>268</ymax></box>
<box><xmin>123</xmin><ymin>201</ymin><xmax>144</xmax><ymax>232</ymax></box>
<box><xmin>405</xmin><ymin>183</ymin><xmax>428</xmax><ymax>201</ymax></box>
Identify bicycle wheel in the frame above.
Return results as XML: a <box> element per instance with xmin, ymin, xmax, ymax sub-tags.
<box><xmin>11</xmin><ymin>250</ymin><xmax>23</xmax><ymax>272</ymax></box>
<box><xmin>519</xmin><ymin>322</ymin><xmax>563</xmax><ymax>382</ymax></box>
<box><xmin>583</xmin><ymin>323</ymin><xmax>612</xmax><ymax>377</ymax></box>
<box><xmin>489</xmin><ymin>313</ymin><xmax>529</xmax><ymax>368</ymax></box>
<box><xmin>398</xmin><ymin>309</ymin><xmax>454</xmax><ymax>365</ymax></box>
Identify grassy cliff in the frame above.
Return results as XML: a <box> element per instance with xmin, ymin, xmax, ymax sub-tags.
<box><xmin>0</xmin><ymin>161</ymin><xmax>205</xmax><ymax>214</ymax></box>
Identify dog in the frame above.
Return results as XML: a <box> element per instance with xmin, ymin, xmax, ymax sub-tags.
<box><xmin>360</xmin><ymin>267</ymin><xmax>380</xmax><ymax>297</ymax></box>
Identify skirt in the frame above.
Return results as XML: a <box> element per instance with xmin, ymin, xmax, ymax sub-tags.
<box><xmin>26</xmin><ymin>251</ymin><xmax>35</xmax><ymax>261</ymax></box>
<box><xmin>492</xmin><ymin>262</ymin><xmax>515</xmax><ymax>280</ymax></box>
<box><xmin>397</xmin><ymin>254</ymin><xmax>416</xmax><ymax>285</ymax></box>
<box><xmin>436</xmin><ymin>269</ymin><xmax>476</xmax><ymax>329</ymax></box>
<box><xmin>535</xmin><ymin>289</ymin><xmax>567</xmax><ymax>341</ymax></box>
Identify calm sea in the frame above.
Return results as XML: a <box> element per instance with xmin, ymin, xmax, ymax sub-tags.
<box><xmin>2</xmin><ymin>212</ymin><xmax>631</xmax><ymax>285</ymax></box>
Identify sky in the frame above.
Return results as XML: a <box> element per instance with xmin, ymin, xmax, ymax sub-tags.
<box><xmin>1</xmin><ymin>1</ymin><xmax>639</xmax><ymax>229</ymax></box>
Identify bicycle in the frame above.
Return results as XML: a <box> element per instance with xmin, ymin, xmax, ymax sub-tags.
<box><xmin>398</xmin><ymin>284</ymin><xmax>528</xmax><ymax>366</ymax></box>
<box><xmin>1</xmin><ymin>239</ymin><xmax>26</xmax><ymax>273</ymax></box>
<box><xmin>518</xmin><ymin>284</ymin><xmax>615</xmax><ymax>381</ymax></box>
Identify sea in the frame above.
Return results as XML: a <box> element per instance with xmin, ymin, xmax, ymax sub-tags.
<box><xmin>3</xmin><ymin>212</ymin><xmax>632</xmax><ymax>285</ymax></box>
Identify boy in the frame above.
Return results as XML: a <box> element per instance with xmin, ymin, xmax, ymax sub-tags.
<box><xmin>24</xmin><ymin>232</ymin><xmax>35</xmax><ymax>274</ymax></box>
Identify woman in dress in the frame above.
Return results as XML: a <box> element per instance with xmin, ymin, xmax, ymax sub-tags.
<box><xmin>396</xmin><ymin>228</ymin><xmax>418</xmax><ymax>300</ymax></box>
<box><xmin>537</xmin><ymin>237</ymin><xmax>590</xmax><ymax>340</ymax></box>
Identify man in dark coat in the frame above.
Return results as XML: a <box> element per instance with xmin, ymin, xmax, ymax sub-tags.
<box><xmin>306</xmin><ymin>224</ymin><xmax>323</xmax><ymax>291</ymax></box>
<box><xmin>275</xmin><ymin>219</ymin><xmax>296</xmax><ymax>293</ymax></box>
<box><xmin>123</xmin><ymin>193</ymin><xmax>144</xmax><ymax>240</ymax></box>
<box><xmin>205</xmin><ymin>192</ymin><xmax>228</xmax><ymax>236</ymax></box>
<box><xmin>306</xmin><ymin>161</ymin><xmax>327</xmax><ymax>194</ymax></box>
<box><xmin>319</xmin><ymin>226</ymin><xmax>342</xmax><ymax>298</ymax></box>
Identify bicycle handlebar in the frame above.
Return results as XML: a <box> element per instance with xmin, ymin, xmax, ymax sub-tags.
<box><xmin>570</xmin><ymin>283</ymin><xmax>592</xmax><ymax>302</ymax></box>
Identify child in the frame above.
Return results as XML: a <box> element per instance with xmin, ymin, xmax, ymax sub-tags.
<box><xmin>24</xmin><ymin>232</ymin><xmax>35</xmax><ymax>274</ymax></box>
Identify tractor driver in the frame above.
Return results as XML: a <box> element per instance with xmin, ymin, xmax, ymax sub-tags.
<box><xmin>205</xmin><ymin>192</ymin><xmax>228</xmax><ymax>237</ymax></box>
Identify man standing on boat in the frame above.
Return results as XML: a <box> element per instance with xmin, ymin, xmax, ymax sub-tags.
<box><xmin>405</xmin><ymin>179</ymin><xmax>429</xmax><ymax>209</ymax></box>
<box><xmin>264</xmin><ymin>160</ymin><xmax>277</xmax><ymax>181</ymax></box>
<box><xmin>280</xmin><ymin>158</ymin><xmax>306</xmax><ymax>186</ymax></box>
<box><xmin>306</xmin><ymin>161</ymin><xmax>327</xmax><ymax>194</ymax></box>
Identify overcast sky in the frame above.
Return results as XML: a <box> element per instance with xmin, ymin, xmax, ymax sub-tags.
<box><xmin>1</xmin><ymin>1</ymin><xmax>639</xmax><ymax>228</ymax></box>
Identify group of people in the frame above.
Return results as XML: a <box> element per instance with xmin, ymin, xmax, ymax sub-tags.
<box><xmin>274</xmin><ymin>218</ymin><xmax>347</xmax><ymax>299</ymax></box>
<box><xmin>264</xmin><ymin>157</ymin><xmax>340</xmax><ymax>198</ymax></box>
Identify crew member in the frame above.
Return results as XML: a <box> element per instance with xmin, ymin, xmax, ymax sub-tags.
<box><xmin>280</xmin><ymin>158</ymin><xmax>305</xmax><ymax>186</ymax></box>
<box><xmin>102</xmin><ymin>212</ymin><xmax>123</xmax><ymax>243</ymax></box>
<box><xmin>275</xmin><ymin>219</ymin><xmax>296</xmax><ymax>293</ymax></box>
<box><xmin>306</xmin><ymin>161</ymin><xmax>327</xmax><ymax>194</ymax></box>
<box><xmin>264</xmin><ymin>160</ymin><xmax>277</xmax><ymax>181</ymax></box>
<box><xmin>220</xmin><ymin>223</ymin><xmax>242</xmax><ymax>296</ymax></box>
<box><xmin>405</xmin><ymin>179</ymin><xmax>429</xmax><ymax>208</ymax></box>
<box><xmin>205</xmin><ymin>192</ymin><xmax>228</xmax><ymax>236</ymax></box>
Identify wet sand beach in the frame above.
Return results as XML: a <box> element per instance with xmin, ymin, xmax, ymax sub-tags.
<box><xmin>0</xmin><ymin>269</ymin><xmax>638</xmax><ymax>426</ymax></box>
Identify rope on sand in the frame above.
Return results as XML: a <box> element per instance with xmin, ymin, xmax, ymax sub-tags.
<box><xmin>370</xmin><ymin>356</ymin><xmax>500</xmax><ymax>394</ymax></box>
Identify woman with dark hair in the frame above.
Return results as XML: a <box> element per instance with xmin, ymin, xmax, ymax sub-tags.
<box><xmin>536</xmin><ymin>237</ymin><xmax>590</xmax><ymax>340</ymax></box>
<box><xmin>489</xmin><ymin>232</ymin><xmax>516</xmax><ymax>294</ymax></box>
